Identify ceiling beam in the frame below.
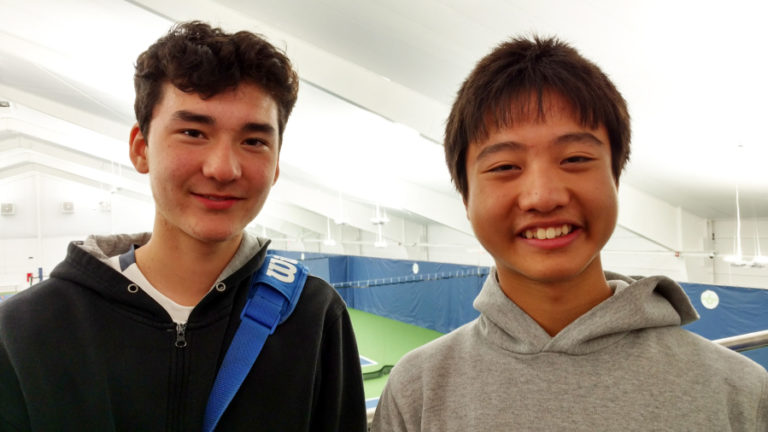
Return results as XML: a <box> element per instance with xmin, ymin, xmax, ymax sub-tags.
<box><xmin>129</xmin><ymin>0</ymin><xmax>449</xmax><ymax>143</ymax></box>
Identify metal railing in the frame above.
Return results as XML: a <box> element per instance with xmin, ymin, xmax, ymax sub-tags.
<box><xmin>714</xmin><ymin>329</ymin><xmax>768</xmax><ymax>352</ymax></box>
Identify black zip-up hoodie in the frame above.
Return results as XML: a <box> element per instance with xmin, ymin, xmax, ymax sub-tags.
<box><xmin>0</xmin><ymin>233</ymin><xmax>366</xmax><ymax>431</ymax></box>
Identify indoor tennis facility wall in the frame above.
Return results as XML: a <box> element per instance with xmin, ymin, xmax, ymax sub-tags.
<box><xmin>274</xmin><ymin>250</ymin><xmax>768</xmax><ymax>368</ymax></box>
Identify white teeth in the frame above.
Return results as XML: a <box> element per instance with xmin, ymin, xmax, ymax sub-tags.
<box><xmin>524</xmin><ymin>224</ymin><xmax>573</xmax><ymax>240</ymax></box>
<box><xmin>545</xmin><ymin>227</ymin><xmax>556</xmax><ymax>239</ymax></box>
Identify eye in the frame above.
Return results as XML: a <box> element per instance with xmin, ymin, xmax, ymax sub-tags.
<box><xmin>489</xmin><ymin>164</ymin><xmax>521</xmax><ymax>173</ymax></box>
<box><xmin>181</xmin><ymin>129</ymin><xmax>204</xmax><ymax>139</ymax></box>
<box><xmin>562</xmin><ymin>155</ymin><xmax>593</xmax><ymax>164</ymax></box>
<box><xmin>243</xmin><ymin>138</ymin><xmax>268</xmax><ymax>147</ymax></box>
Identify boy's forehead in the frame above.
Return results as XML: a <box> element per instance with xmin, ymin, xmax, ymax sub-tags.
<box><xmin>482</xmin><ymin>91</ymin><xmax>582</xmax><ymax>133</ymax></box>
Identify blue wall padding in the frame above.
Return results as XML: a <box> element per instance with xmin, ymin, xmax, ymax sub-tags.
<box><xmin>681</xmin><ymin>282</ymin><xmax>768</xmax><ymax>339</ymax></box>
<box><xmin>338</xmin><ymin>255</ymin><xmax>488</xmax><ymax>334</ymax></box>
<box><xmin>271</xmin><ymin>250</ymin><xmax>487</xmax><ymax>333</ymax></box>
<box><xmin>338</xmin><ymin>276</ymin><xmax>485</xmax><ymax>333</ymax></box>
<box><xmin>680</xmin><ymin>282</ymin><xmax>768</xmax><ymax>367</ymax></box>
<box><xmin>272</xmin><ymin>250</ymin><xmax>768</xmax><ymax>367</ymax></box>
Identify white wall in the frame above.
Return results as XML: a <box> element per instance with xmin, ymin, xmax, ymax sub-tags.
<box><xmin>0</xmin><ymin>171</ymin><xmax>154</xmax><ymax>292</ymax></box>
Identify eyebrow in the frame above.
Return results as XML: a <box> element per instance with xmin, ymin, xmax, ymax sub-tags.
<box><xmin>242</xmin><ymin>122</ymin><xmax>276</xmax><ymax>135</ymax></box>
<box><xmin>474</xmin><ymin>132</ymin><xmax>605</xmax><ymax>162</ymax></box>
<box><xmin>171</xmin><ymin>110</ymin><xmax>276</xmax><ymax>135</ymax></box>
<box><xmin>474</xmin><ymin>141</ymin><xmax>525</xmax><ymax>163</ymax></box>
<box><xmin>554</xmin><ymin>132</ymin><xmax>605</xmax><ymax>147</ymax></box>
<box><xmin>172</xmin><ymin>110</ymin><xmax>214</xmax><ymax>125</ymax></box>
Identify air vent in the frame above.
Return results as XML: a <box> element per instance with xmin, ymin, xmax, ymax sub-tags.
<box><xmin>60</xmin><ymin>201</ymin><xmax>75</xmax><ymax>214</ymax></box>
<box><xmin>0</xmin><ymin>202</ymin><xmax>15</xmax><ymax>216</ymax></box>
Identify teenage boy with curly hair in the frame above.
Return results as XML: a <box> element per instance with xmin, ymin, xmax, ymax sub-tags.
<box><xmin>0</xmin><ymin>22</ymin><xmax>366</xmax><ymax>431</ymax></box>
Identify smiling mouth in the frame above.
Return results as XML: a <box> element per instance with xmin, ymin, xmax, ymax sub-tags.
<box><xmin>522</xmin><ymin>224</ymin><xmax>573</xmax><ymax>240</ymax></box>
<box><xmin>195</xmin><ymin>193</ymin><xmax>239</xmax><ymax>201</ymax></box>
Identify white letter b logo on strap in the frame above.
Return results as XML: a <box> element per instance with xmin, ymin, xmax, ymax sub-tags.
<box><xmin>265</xmin><ymin>257</ymin><xmax>297</xmax><ymax>283</ymax></box>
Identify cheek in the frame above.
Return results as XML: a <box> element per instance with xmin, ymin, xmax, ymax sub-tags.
<box><xmin>593</xmin><ymin>181</ymin><xmax>619</xmax><ymax>228</ymax></box>
<box><xmin>466</xmin><ymin>191</ymin><xmax>503</xmax><ymax>230</ymax></box>
<box><xmin>151</xmin><ymin>146</ymin><xmax>196</xmax><ymax>174</ymax></box>
<box><xmin>148</xmin><ymin>152</ymin><xmax>196</xmax><ymax>194</ymax></box>
<box><xmin>241</xmin><ymin>166</ymin><xmax>276</xmax><ymax>199</ymax></box>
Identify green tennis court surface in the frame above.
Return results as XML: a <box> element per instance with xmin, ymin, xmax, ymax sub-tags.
<box><xmin>348</xmin><ymin>308</ymin><xmax>444</xmax><ymax>403</ymax></box>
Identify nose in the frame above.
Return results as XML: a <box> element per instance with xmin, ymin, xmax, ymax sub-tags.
<box><xmin>516</xmin><ymin>166</ymin><xmax>569</xmax><ymax>213</ymax></box>
<box><xmin>202</xmin><ymin>141</ymin><xmax>241</xmax><ymax>183</ymax></box>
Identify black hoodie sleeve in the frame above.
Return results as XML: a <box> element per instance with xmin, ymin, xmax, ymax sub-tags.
<box><xmin>311</xmin><ymin>304</ymin><xmax>367</xmax><ymax>432</ymax></box>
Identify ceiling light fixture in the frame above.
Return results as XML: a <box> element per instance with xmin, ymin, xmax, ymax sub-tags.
<box><xmin>723</xmin><ymin>146</ymin><xmax>749</xmax><ymax>267</ymax></box>
<box><xmin>323</xmin><ymin>217</ymin><xmax>337</xmax><ymax>247</ymax></box>
<box><xmin>334</xmin><ymin>191</ymin><xmax>348</xmax><ymax>225</ymax></box>
<box><xmin>723</xmin><ymin>188</ymin><xmax>748</xmax><ymax>266</ymax></box>
<box><xmin>370</xmin><ymin>203</ymin><xmax>389</xmax><ymax>225</ymax></box>
<box><xmin>371</xmin><ymin>203</ymin><xmax>388</xmax><ymax>248</ymax></box>
<box><xmin>373</xmin><ymin>223</ymin><xmax>387</xmax><ymax>248</ymax></box>
<box><xmin>750</xmin><ymin>219</ymin><xmax>766</xmax><ymax>268</ymax></box>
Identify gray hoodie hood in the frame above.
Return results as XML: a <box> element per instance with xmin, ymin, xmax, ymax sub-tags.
<box><xmin>78</xmin><ymin>231</ymin><xmax>268</xmax><ymax>283</ymax></box>
<box><xmin>473</xmin><ymin>269</ymin><xmax>700</xmax><ymax>355</ymax></box>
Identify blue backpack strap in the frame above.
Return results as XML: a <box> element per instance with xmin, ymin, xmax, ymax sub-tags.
<box><xmin>203</xmin><ymin>254</ymin><xmax>307</xmax><ymax>432</ymax></box>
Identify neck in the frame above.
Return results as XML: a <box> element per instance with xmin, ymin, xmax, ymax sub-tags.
<box><xmin>135</xmin><ymin>226</ymin><xmax>243</xmax><ymax>307</ymax></box>
<box><xmin>497</xmin><ymin>261</ymin><xmax>612</xmax><ymax>337</ymax></box>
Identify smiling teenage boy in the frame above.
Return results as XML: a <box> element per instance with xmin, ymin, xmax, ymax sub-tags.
<box><xmin>0</xmin><ymin>22</ymin><xmax>365</xmax><ymax>431</ymax></box>
<box><xmin>372</xmin><ymin>36</ymin><xmax>768</xmax><ymax>431</ymax></box>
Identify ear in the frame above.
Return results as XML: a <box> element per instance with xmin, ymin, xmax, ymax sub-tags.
<box><xmin>271</xmin><ymin>151</ymin><xmax>280</xmax><ymax>185</ymax></box>
<box><xmin>272</xmin><ymin>162</ymin><xmax>280</xmax><ymax>185</ymax></box>
<box><xmin>129</xmin><ymin>124</ymin><xmax>149</xmax><ymax>174</ymax></box>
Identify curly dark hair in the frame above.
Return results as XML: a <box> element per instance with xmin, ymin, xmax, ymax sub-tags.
<box><xmin>134</xmin><ymin>21</ymin><xmax>299</xmax><ymax>145</ymax></box>
<box><xmin>445</xmin><ymin>36</ymin><xmax>631</xmax><ymax>200</ymax></box>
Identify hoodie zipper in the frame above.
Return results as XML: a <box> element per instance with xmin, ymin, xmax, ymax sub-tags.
<box><xmin>175</xmin><ymin>323</ymin><xmax>188</xmax><ymax>348</ymax></box>
<box><xmin>169</xmin><ymin>323</ymin><xmax>188</xmax><ymax>430</ymax></box>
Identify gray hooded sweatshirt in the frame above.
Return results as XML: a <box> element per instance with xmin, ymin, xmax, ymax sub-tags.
<box><xmin>372</xmin><ymin>270</ymin><xmax>768</xmax><ymax>431</ymax></box>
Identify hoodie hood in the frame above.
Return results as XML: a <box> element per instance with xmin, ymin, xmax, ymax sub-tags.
<box><xmin>48</xmin><ymin>232</ymin><xmax>270</xmax><ymax>323</ymax></box>
<box><xmin>474</xmin><ymin>269</ymin><xmax>700</xmax><ymax>355</ymax></box>
<box><xmin>80</xmin><ymin>232</ymin><xmax>268</xmax><ymax>283</ymax></box>
<box><xmin>79</xmin><ymin>232</ymin><xmax>152</xmax><ymax>260</ymax></box>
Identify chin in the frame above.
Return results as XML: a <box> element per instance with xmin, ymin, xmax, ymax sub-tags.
<box><xmin>501</xmin><ymin>256</ymin><xmax>592</xmax><ymax>282</ymax></box>
<box><xmin>528</xmin><ymin>259</ymin><xmax>599</xmax><ymax>282</ymax></box>
<box><xmin>191</xmin><ymin>229</ymin><xmax>243</xmax><ymax>244</ymax></box>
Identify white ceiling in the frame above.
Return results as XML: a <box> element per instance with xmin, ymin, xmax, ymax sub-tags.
<box><xmin>1</xmin><ymin>0</ymin><xmax>767</xmax><ymax>260</ymax></box>
<box><xmin>210</xmin><ymin>0</ymin><xmax>768</xmax><ymax>220</ymax></box>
